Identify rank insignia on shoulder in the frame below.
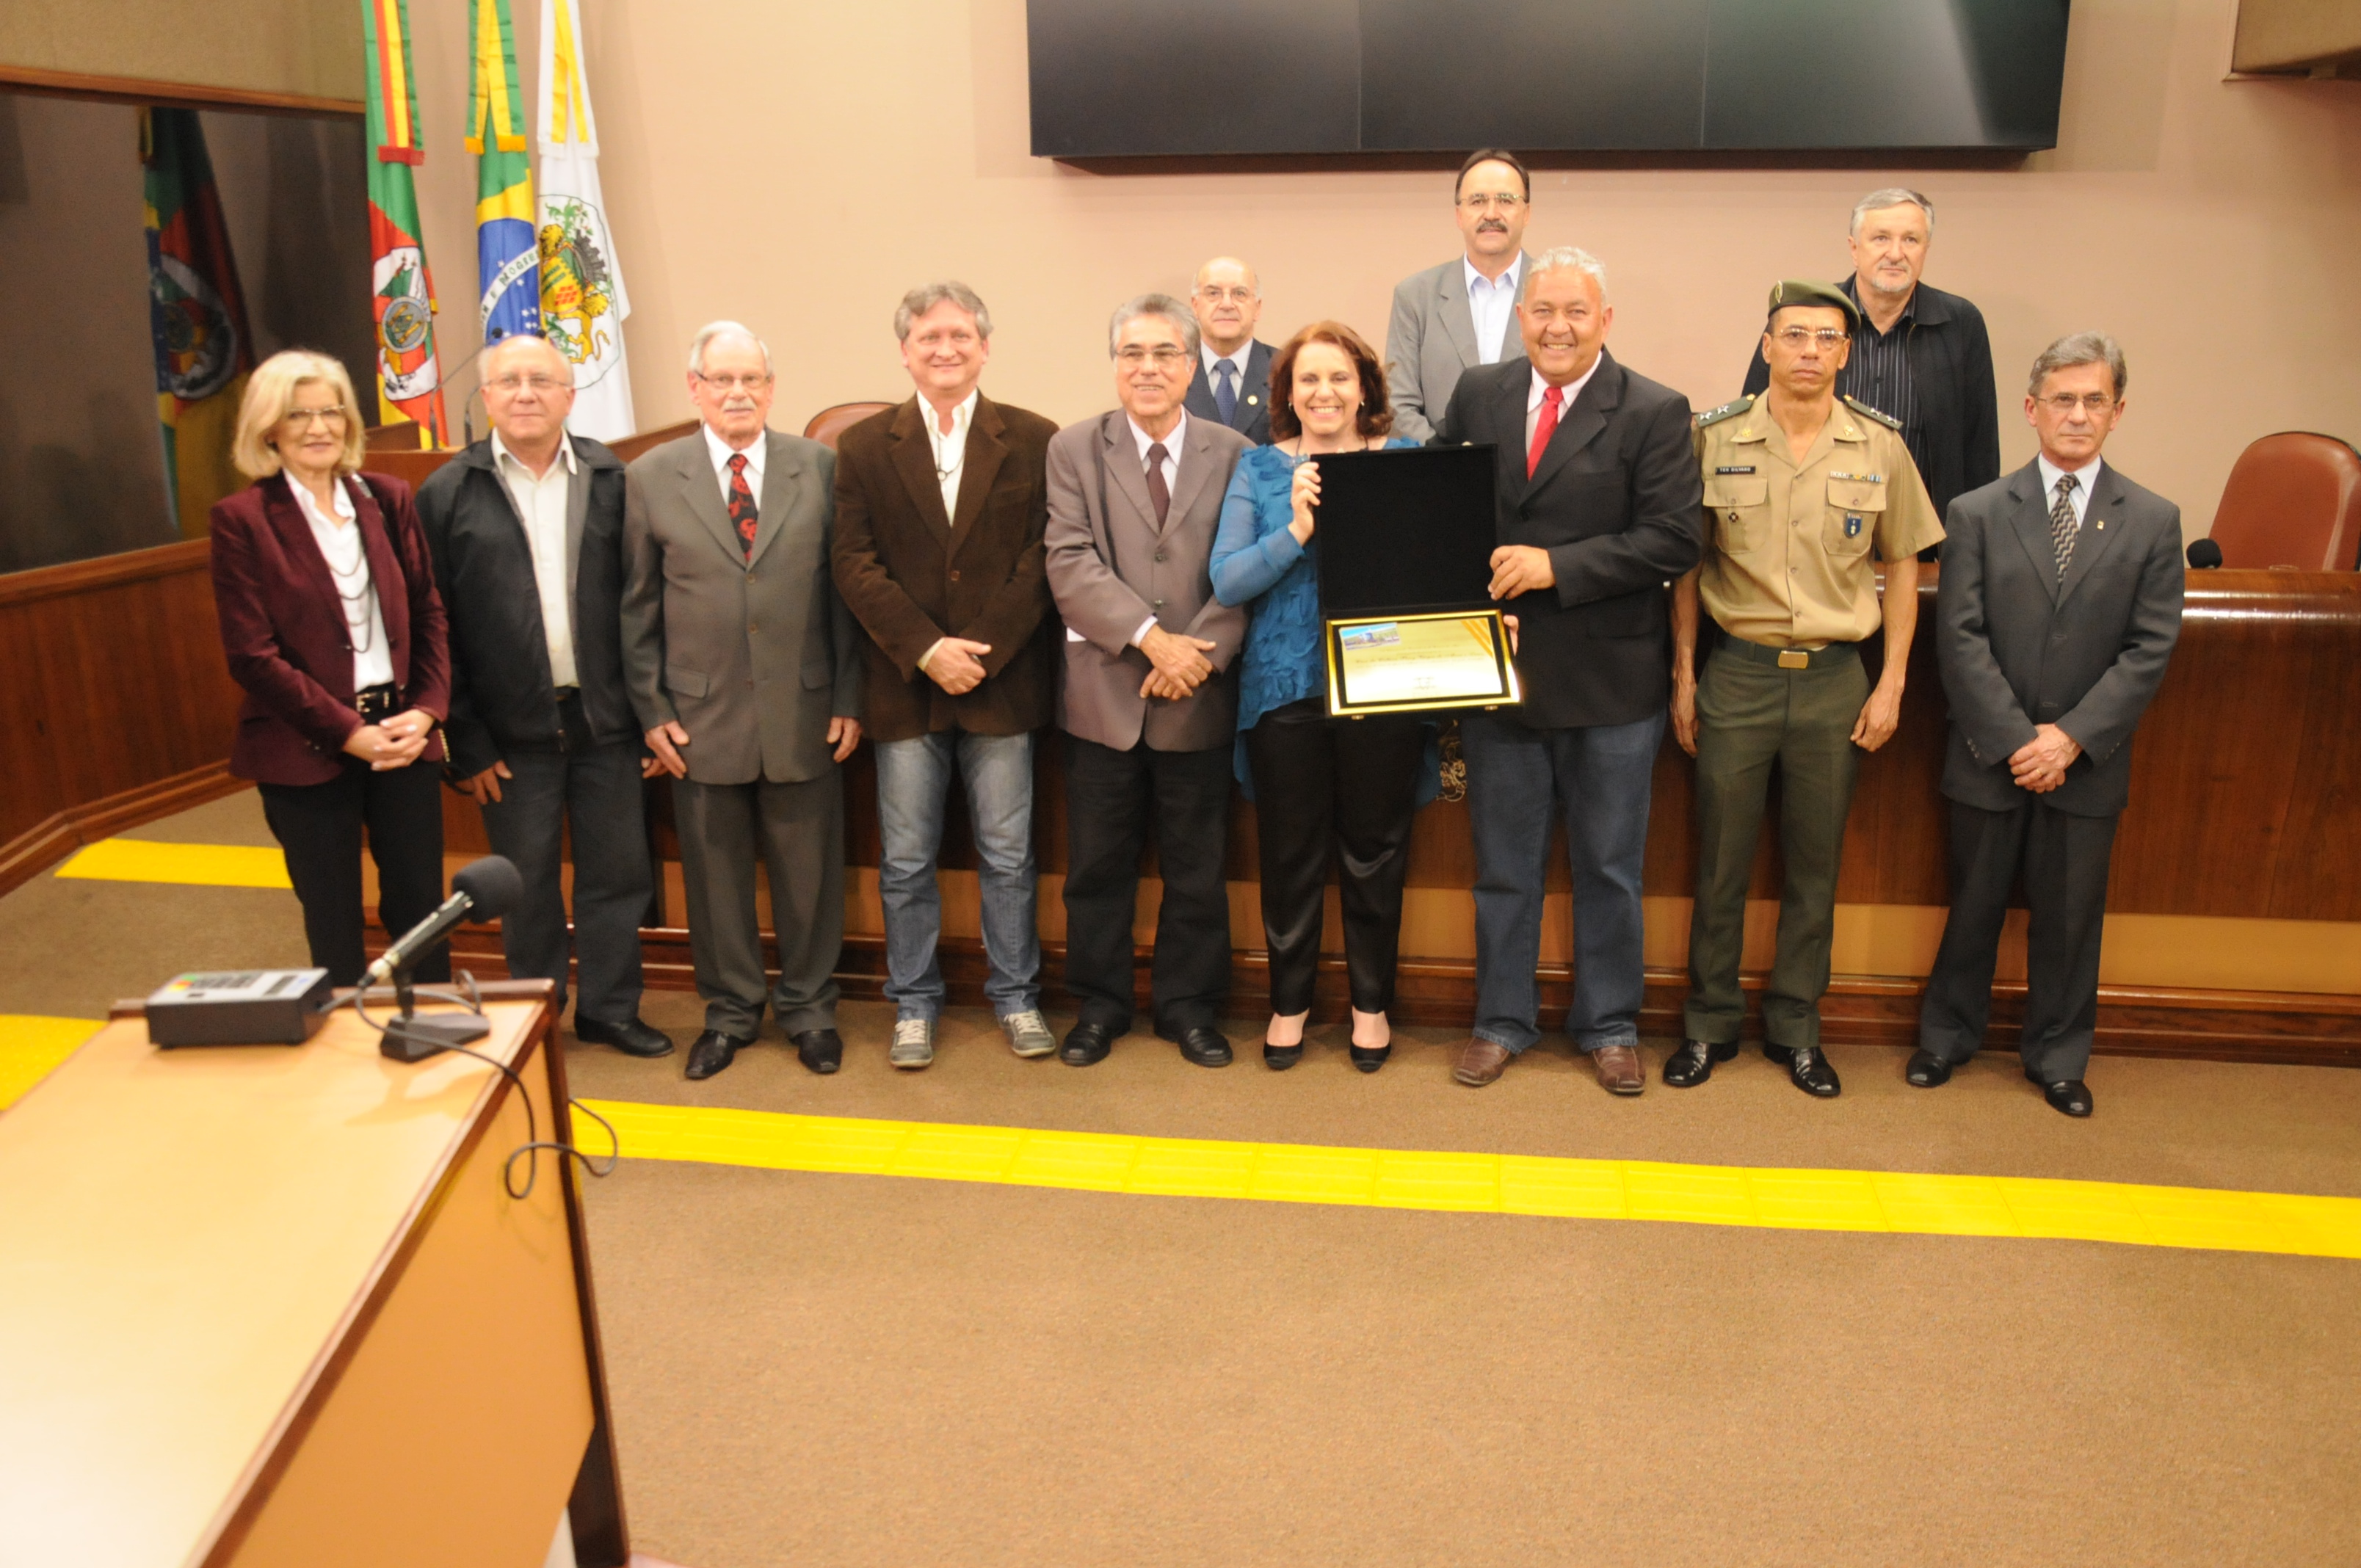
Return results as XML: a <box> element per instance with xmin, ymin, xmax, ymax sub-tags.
<box><xmin>1696</xmin><ymin>395</ymin><xmax>1755</xmax><ymax>427</ymax></box>
<box><xmin>1714</xmin><ymin>465</ymin><xmax>1755</xmax><ymax>475</ymax></box>
<box><xmin>1841</xmin><ymin>395</ymin><xmax>1902</xmax><ymax>430</ymax></box>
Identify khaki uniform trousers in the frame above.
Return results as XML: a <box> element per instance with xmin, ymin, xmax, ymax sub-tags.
<box><xmin>1683</xmin><ymin>637</ymin><xmax>1868</xmax><ymax>1049</ymax></box>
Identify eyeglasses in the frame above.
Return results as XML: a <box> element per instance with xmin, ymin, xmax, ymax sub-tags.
<box><xmin>283</xmin><ymin>406</ymin><xmax>348</xmax><ymax>428</ymax></box>
<box><xmin>1459</xmin><ymin>193</ymin><xmax>1526</xmax><ymax>212</ymax></box>
<box><xmin>694</xmin><ymin>371</ymin><xmax>772</xmax><ymax>391</ymax></box>
<box><xmin>2038</xmin><ymin>393</ymin><xmax>2118</xmax><ymax>414</ymax></box>
<box><xmin>1194</xmin><ymin>286</ymin><xmax>1256</xmax><ymax>303</ymax></box>
<box><xmin>486</xmin><ymin>373</ymin><xmax>570</xmax><ymax>393</ymax></box>
<box><xmin>1773</xmin><ymin>328</ymin><xmax>1850</xmax><ymax>349</ymax></box>
<box><xmin>1116</xmin><ymin>346</ymin><xmax>1189</xmax><ymax>368</ymax></box>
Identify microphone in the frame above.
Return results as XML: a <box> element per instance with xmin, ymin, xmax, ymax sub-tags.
<box><xmin>2187</xmin><ymin>538</ymin><xmax>2223</xmax><ymax>570</ymax></box>
<box><xmin>364</xmin><ymin>855</ymin><xmax>523</xmax><ymax>987</ymax></box>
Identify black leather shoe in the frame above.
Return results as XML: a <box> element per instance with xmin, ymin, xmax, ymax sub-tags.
<box><xmin>1263</xmin><ymin>1043</ymin><xmax>1303</xmax><ymax>1070</ymax></box>
<box><xmin>2032</xmin><ymin>1075</ymin><xmax>2094</xmax><ymax>1117</ymax></box>
<box><xmin>1663</xmin><ymin>1039</ymin><xmax>1737</xmax><ymax>1088</ymax></box>
<box><xmin>1906</xmin><ymin>1048</ymin><xmax>1953</xmax><ymax>1088</ymax></box>
<box><xmin>1062</xmin><ymin>1020</ymin><xmax>1117</xmax><ymax>1067</ymax></box>
<box><xmin>683</xmin><ymin>1029</ymin><xmax>750</xmax><ymax>1081</ymax></box>
<box><xmin>1348</xmin><ymin>1044</ymin><xmax>1391</xmax><ymax>1074</ymax></box>
<box><xmin>1785</xmin><ymin>1045</ymin><xmax>1842</xmax><ymax>1098</ymax></box>
<box><xmin>791</xmin><ymin>1028</ymin><xmax>843</xmax><ymax>1075</ymax></box>
<box><xmin>574</xmin><ymin>1015</ymin><xmax>673</xmax><ymax>1058</ymax></box>
<box><xmin>1172</xmin><ymin>1026</ymin><xmax>1233</xmax><ymax>1067</ymax></box>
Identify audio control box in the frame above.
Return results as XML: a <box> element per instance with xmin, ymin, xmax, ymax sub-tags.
<box><xmin>146</xmin><ymin>969</ymin><xmax>336</xmax><ymax>1047</ymax></box>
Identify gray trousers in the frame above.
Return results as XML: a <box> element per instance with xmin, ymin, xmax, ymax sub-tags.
<box><xmin>672</xmin><ymin>771</ymin><xmax>844</xmax><ymax>1039</ymax></box>
<box><xmin>477</xmin><ymin>730</ymin><xmax>653</xmax><ymax>1025</ymax></box>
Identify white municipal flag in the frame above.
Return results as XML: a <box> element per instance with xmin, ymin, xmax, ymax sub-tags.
<box><xmin>535</xmin><ymin>0</ymin><xmax>634</xmax><ymax>440</ymax></box>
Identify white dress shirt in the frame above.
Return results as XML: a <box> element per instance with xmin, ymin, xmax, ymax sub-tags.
<box><xmin>1126</xmin><ymin>409</ymin><xmax>1189</xmax><ymax>647</ymax></box>
<box><xmin>921</xmin><ymin>388</ymin><xmax>979</xmax><ymax>522</ymax></box>
<box><xmin>291</xmin><ymin>476</ymin><xmax>394</xmax><ymax>689</ymax></box>
<box><xmin>1466</xmin><ymin>254</ymin><xmax>1525</xmax><ymax>366</ymax></box>
<box><xmin>1201</xmin><ymin>342</ymin><xmax>1252</xmax><ymax>411</ymax></box>
<box><xmin>2037</xmin><ymin>452</ymin><xmax>2104</xmax><ymax>534</ymax></box>
<box><xmin>703</xmin><ymin>422</ymin><xmax>766</xmax><ymax>514</ymax></box>
<box><xmin>493</xmin><ymin>432</ymin><xmax>579</xmax><ymax>688</ymax></box>
<box><xmin>1526</xmin><ymin>357</ymin><xmax>1604</xmax><ymax>457</ymax></box>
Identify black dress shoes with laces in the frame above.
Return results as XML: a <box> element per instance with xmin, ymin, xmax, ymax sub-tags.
<box><xmin>683</xmin><ymin>1029</ymin><xmax>750</xmax><ymax>1081</ymax></box>
<box><xmin>1906</xmin><ymin>1048</ymin><xmax>1954</xmax><ymax>1087</ymax></box>
<box><xmin>1171</xmin><ymin>1026</ymin><xmax>1233</xmax><ymax>1067</ymax></box>
<box><xmin>1061</xmin><ymin>1020</ymin><xmax>1117</xmax><ymax>1066</ymax></box>
<box><xmin>1785</xmin><ymin>1045</ymin><xmax>1842</xmax><ymax>1097</ymax></box>
<box><xmin>2031</xmin><ymin>1074</ymin><xmax>2094</xmax><ymax>1117</ymax></box>
<box><xmin>574</xmin><ymin>1015</ymin><xmax>674</xmax><ymax>1058</ymax></box>
<box><xmin>1663</xmin><ymin>1039</ymin><xmax>1737</xmax><ymax>1088</ymax></box>
<box><xmin>792</xmin><ymin>1028</ymin><xmax>843</xmax><ymax>1075</ymax></box>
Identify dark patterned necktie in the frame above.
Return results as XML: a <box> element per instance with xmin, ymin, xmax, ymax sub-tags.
<box><xmin>726</xmin><ymin>452</ymin><xmax>759</xmax><ymax>560</ymax></box>
<box><xmin>1145</xmin><ymin>442</ymin><xmax>1170</xmax><ymax>526</ymax></box>
<box><xmin>2050</xmin><ymin>472</ymin><xmax>2078</xmax><ymax>581</ymax></box>
<box><xmin>1214</xmin><ymin>360</ymin><xmax>1237</xmax><ymax>424</ymax></box>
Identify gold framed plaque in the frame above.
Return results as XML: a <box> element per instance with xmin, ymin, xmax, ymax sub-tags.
<box><xmin>1325</xmin><ymin>609</ymin><xmax>1521</xmax><ymax>716</ymax></box>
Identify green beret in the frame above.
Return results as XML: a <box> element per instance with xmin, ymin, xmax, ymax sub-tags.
<box><xmin>1766</xmin><ymin>280</ymin><xmax>1860</xmax><ymax>332</ymax></box>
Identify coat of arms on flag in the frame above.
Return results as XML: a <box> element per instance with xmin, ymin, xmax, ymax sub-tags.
<box><xmin>142</xmin><ymin>107</ymin><xmax>254</xmax><ymax>538</ymax></box>
<box><xmin>363</xmin><ymin>0</ymin><xmax>449</xmax><ymax>444</ymax></box>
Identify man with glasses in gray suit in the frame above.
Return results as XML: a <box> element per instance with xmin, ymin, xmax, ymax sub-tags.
<box><xmin>1384</xmin><ymin>148</ymin><xmax>1538</xmax><ymax>443</ymax></box>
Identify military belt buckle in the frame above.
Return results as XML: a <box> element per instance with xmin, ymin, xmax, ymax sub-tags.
<box><xmin>1777</xmin><ymin>650</ymin><xmax>1810</xmax><ymax>670</ymax></box>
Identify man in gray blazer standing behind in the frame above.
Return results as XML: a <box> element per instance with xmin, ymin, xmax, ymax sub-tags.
<box><xmin>1912</xmin><ymin>333</ymin><xmax>2183</xmax><ymax>1117</ymax></box>
<box><xmin>621</xmin><ymin>322</ymin><xmax>864</xmax><ymax>1081</ymax></box>
<box><xmin>1045</xmin><ymin>294</ymin><xmax>1252</xmax><ymax>1069</ymax></box>
<box><xmin>1384</xmin><ymin>148</ymin><xmax>1537</xmax><ymax>443</ymax></box>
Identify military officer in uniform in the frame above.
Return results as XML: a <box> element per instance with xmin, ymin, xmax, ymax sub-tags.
<box><xmin>1667</xmin><ymin>281</ymin><xmax>1945</xmax><ymax>1097</ymax></box>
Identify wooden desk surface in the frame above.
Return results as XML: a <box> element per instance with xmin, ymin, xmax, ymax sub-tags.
<box><xmin>0</xmin><ymin>1000</ymin><xmax>544</xmax><ymax>1568</ymax></box>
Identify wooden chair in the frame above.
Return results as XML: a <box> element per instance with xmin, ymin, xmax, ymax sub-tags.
<box><xmin>803</xmin><ymin>401</ymin><xmax>895</xmax><ymax>450</ymax></box>
<box><xmin>2205</xmin><ymin>432</ymin><xmax>2361</xmax><ymax>570</ymax></box>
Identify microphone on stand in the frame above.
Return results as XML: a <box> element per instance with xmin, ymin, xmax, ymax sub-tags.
<box><xmin>371</xmin><ymin>856</ymin><xmax>521</xmax><ymax>1060</ymax></box>
<box><xmin>2187</xmin><ymin>538</ymin><xmax>2224</xmax><ymax>570</ymax></box>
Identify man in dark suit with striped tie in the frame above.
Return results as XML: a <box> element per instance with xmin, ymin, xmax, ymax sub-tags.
<box><xmin>1181</xmin><ymin>257</ymin><xmax>1274</xmax><ymax>446</ymax></box>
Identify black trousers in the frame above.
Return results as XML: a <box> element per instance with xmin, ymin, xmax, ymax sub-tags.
<box><xmin>1918</xmin><ymin>796</ymin><xmax>2120</xmax><ymax>1084</ymax></box>
<box><xmin>258</xmin><ymin>756</ymin><xmax>448</xmax><ymax>988</ymax></box>
<box><xmin>476</xmin><ymin>692</ymin><xmax>653</xmax><ymax>1026</ymax></box>
<box><xmin>1243</xmin><ymin>700</ymin><xmax>1425</xmax><ymax>1015</ymax></box>
<box><xmin>1062</xmin><ymin>733</ymin><xmax>1233</xmax><ymax>1034</ymax></box>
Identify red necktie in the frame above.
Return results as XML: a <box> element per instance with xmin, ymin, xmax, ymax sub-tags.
<box><xmin>1528</xmin><ymin>383</ymin><xmax>1564</xmax><ymax>479</ymax></box>
<box><xmin>726</xmin><ymin>452</ymin><xmax>758</xmax><ymax>559</ymax></box>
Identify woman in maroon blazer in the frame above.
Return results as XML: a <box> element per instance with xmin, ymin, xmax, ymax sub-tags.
<box><xmin>209</xmin><ymin>350</ymin><xmax>452</xmax><ymax>986</ymax></box>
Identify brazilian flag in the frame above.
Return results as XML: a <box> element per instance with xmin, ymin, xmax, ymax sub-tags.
<box><xmin>468</xmin><ymin>0</ymin><xmax>540</xmax><ymax>346</ymax></box>
<box><xmin>142</xmin><ymin>109</ymin><xmax>254</xmax><ymax>540</ymax></box>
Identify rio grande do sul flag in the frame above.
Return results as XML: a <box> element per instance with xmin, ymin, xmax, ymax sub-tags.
<box><xmin>536</xmin><ymin>0</ymin><xmax>634</xmax><ymax>439</ymax></box>
<box><xmin>469</xmin><ymin>0</ymin><xmax>540</xmax><ymax>346</ymax></box>
<box><xmin>141</xmin><ymin>108</ymin><xmax>254</xmax><ymax>539</ymax></box>
<box><xmin>361</xmin><ymin>0</ymin><xmax>449</xmax><ymax>445</ymax></box>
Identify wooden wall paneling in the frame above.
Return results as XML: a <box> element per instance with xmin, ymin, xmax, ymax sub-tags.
<box><xmin>2267</xmin><ymin>576</ymin><xmax>2361</xmax><ymax>921</ymax></box>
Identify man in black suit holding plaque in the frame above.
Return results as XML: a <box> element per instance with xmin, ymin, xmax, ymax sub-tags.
<box><xmin>1432</xmin><ymin>247</ymin><xmax>1704</xmax><ymax>1097</ymax></box>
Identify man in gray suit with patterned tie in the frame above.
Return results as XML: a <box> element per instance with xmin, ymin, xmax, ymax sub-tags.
<box><xmin>1912</xmin><ymin>333</ymin><xmax>2183</xmax><ymax>1117</ymax></box>
<box><xmin>620</xmin><ymin>322</ymin><xmax>865</xmax><ymax>1081</ymax></box>
<box><xmin>1045</xmin><ymin>293</ymin><xmax>1252</xmax><ymax>1069</ymax></box>
<box><xmin>1384</xmin><ymin>148</ymin><xmax>1538</xmax><ymax>443</ymax></box>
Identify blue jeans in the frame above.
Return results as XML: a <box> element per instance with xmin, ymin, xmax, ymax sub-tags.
<box><xmin>1462</xmin><ymin>709</ymin><xmax>1664</xmax><ymax>1054</ymax></box>
<box><xmin>875</xmin><ymin>730</ymin><xmax>1040</xmax><ymax>1020</ymax></box>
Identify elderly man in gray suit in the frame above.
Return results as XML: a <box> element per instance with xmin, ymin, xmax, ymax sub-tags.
<box><xmin>1912</xmin><ymin>333</ymin><xmax>2183</xmax><ymax>1118</ymax></box>
<box><xmin>1045</xmin><ymin>293</ymin><xmax>1252</xmax><ymax>1069</ymax></box>
<box><xmin>621</xmin><ymin>321</ymin><xmax>864</xmax><ymax>1081</ymax></box>
<box><xmin>1383</xmin><ymin>148</ymin><xmax>1537</xmax><ymax>443</ymax></box>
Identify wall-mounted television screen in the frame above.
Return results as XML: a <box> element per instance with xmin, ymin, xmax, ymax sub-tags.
<box><xmin>1028</xmin><ymin>0</ymin><xmax>2072</xmax><ymax>159</ymax></box>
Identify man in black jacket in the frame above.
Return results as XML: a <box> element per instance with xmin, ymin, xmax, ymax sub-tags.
<box><xmin>417</xmin><ymin>334</ymin><xmax>670</xmax><ymax>1058</ymax></box>
<box><xmin>1741</xmin><ymin>189</ymin><xmax>1998</xmax><ymax>535</ymax></box>
<box><xmin>1434</xmin><ymin>247</ymin><xmax>1704</xmax><ymax>1097</ymax></box>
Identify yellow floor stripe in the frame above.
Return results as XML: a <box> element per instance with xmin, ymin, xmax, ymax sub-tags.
<box><xmin>579</xmin><ymin>1099</ymin><xmax>2361</xmax><ymax>1260</ymax></box>
<box><xmin>55</xmin><ymin>839</ymin><xmax>291</xmax><ymax>890</ymax></box>
<box><xmin>0</xmin><ymin>1016</ymin><xmax>102</xmax><ymax>1111</ymax></box>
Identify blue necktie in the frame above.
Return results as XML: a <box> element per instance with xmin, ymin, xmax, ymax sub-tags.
<box><xmin>1214</xmin><ymin>359</ymin><xmax>1237</xmax><ymax>425</ymax></box>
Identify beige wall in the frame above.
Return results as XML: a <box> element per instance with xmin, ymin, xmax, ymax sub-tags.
<box><xmin>0</xmin><ymin>0</ymin><xmax>360</xmax><ymax>102</ymax></box>
<box><xmin>391</xmin><ymin>0</ymin><xmax>2361</xmax><ymax>534</ymax></box>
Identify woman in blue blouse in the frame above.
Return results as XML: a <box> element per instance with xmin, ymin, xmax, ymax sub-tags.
<box><xmin>1210</xmin><ymin>322</ymin><xmax>1426</xmax><ymax>1072</ymax></box>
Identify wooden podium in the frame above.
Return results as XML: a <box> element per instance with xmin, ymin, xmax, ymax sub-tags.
<box><xmin>0</xmin><ymin>982</ymin><xmax>631</xmax><ymax>1568</ymax></box>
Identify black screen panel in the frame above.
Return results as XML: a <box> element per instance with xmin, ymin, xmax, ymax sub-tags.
<box><xmin>1314</xmin><ymin>446</ymin><xmax>1501</xmax><ymax>620</ymax></box>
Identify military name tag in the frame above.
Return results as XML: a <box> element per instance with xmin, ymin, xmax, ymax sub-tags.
<box><xmin>1715</xmin><ymin>465</ymin><xmax>1755</xmax><ymax>475</ymax></box>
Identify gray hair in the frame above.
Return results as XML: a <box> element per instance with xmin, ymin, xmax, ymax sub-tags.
<box><xmin>687</xmin><ymin>319</ymin><xmax>773</xmax><ymax>376</ymax></box>
<box><xmin>1851</xmin><ymin>187</ymin><xmax>1934</xmax><ymax>236</ymax></box>
<box><xmin>895</xmin><ymin>280</ymin><xmax>993</xmax><ymax>342</ymax></box>
<box><xmin>1529</xmin><ymin>245</ymin><xmax>1609</xmax><ymax>300</ymax></box>
<box><xmin>1106</xmin><ymin>292</ymin><xmax>1200</xmax><ymax>359</ymax></box>
<box><xmin>2028</xmin><ymin>332</ymin><xmax>2128</xmax><ymax>400</ymax></box>
<box><xmin>479</xmin><ymin>332</ymin><xmax>573</xmax><ymax>385</ymax></box>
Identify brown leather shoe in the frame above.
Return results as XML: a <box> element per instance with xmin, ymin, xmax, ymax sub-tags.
<box><xmin>1591</xmin><ymin>1043</ymin><xmax>1644</xmax><ymax>1096</ymax></box>
<box><xmin>1454</xmin><ymin>1037</ymin><xmax>1514</xmax><ymax>1086</ymax></box>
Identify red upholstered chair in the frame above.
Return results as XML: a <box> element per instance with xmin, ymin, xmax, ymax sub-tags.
<box><xmin>2205</xmin><ymin>432</ymin><xmax>2361</xmax><ymax>570</ymax></box>
<box><xmin>803</xmin><ymin>401</ymin><xmax>894</xmax><ymax>451</ymax></box>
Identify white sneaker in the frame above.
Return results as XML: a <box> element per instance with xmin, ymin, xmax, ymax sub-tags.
<box><xmin>1001</xmin><ymin>1009</ymin><xmax>1056</xmax><ymax>1059</ymax></box>
<box><xmin>889</xmin><ymin>1017</ymin><xmax>935</xmax><ymax>1070</ymax></box>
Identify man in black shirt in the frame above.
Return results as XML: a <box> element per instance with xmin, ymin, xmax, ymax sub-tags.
<box><xmin>1742</xmin><ymin>188</ymin><xmax>1999</xmax><ymax>536</ymax></box>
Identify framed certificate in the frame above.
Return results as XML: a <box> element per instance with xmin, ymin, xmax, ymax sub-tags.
<box><xmin>1310</xmin><ymin>445</ymin><xmax>1522</xmax><ymax>719</ymax></box>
